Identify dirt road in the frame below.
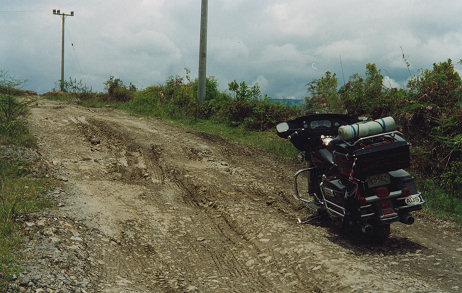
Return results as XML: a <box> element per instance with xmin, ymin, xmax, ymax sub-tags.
<box><xmin>17</xmin><ymin>98</ymin><xmax>462</xmax><ymax>292</ymax></box>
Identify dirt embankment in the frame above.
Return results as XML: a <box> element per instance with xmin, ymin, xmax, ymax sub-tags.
<box><xmin>12</xmin><ymin>98</ymin><xmax>462</xmax><ymax>292</ymax></box>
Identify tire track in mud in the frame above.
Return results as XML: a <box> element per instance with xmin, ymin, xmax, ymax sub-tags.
<box><xmin>25</xmin><ymin>99</ymin><xmax>462</xmax><ymax>293</ymax></box>
<box><xmin>170</xmin><ymin>172</ymin><xmax>320</xmax><ymax>292</ymax></box>
<box><xmin>56</xmin><ymin>115</ymin><xmax>196</xmax><ymax>292</ymax></box>
<box><xmin>66</xmin><ymin>115</ymin><xmax>278</xmax><ymax>291</ymax></box>
<box><xmin>169</xmin><ymin>174</ymin><xmax>273</xmax><ymax>291</ymax></box>
<box><xmin>71</xmin><ymin>113</ymin><xmax>317</xmax><ymax>292</ymax></box>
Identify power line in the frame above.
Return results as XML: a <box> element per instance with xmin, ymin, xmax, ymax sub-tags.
<box><xmin>67</xmin><ymin>26</ymin><xmax>84</xmax><ymax>77</ymax></box>
<box><xmin>0</xmin><ymin>10</ymin><xmax>50</xmax><ymax>13</ymax></box>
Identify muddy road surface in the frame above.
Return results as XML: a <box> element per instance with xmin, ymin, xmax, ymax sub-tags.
<box><xmin>18</xmin><ymin>98</ymin><xmax>462</xmax><ymax>292</ymax></box>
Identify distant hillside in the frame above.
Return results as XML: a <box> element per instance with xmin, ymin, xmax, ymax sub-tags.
<box><xmin>271</xmin><ymin>98</ymin><xmax>304</xmax><ymax>106</ymax></box>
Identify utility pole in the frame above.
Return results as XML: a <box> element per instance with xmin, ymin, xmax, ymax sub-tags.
<box><xmin>197</xmin><ymin>0</ymin><xmax>208</xmax><ymax>104</ymax></box>
<box><xmin>53</xmin><ymin>9</ymin><xmax>74</xmax><ymax>91</ymax></box>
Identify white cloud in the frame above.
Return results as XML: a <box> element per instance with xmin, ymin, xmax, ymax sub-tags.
<box><xmin>252</xmin><ymin>75</ymin><xmax>269</xmax><ymax>93</ymax></box>
<box><xmin>2</xmin><ymin>0</ymin><xmax>462</xmax><ymax>97</ymax></box>
<box><xmin>210</xmin><ymin>38</ymin><xmax>250</xmax><ymax>62</ymax></box>
<box><xmin>217</xmin><ymin>0</ymin><xmax>249</xmax><ymax>11</ymax></box>
<box><xmin>383</xmin><ymin>76</ymin><xmax>401</xmax><ymax>89</ymax></box>
<box><xmin>315</xmin><ymin>40</ymin><xmax>369</xmax><ymax>61</ymax></box>
<box><xmin>264</xmin><ymin>3</ymin><xmax>319</xmax><ymax>37</ymax></box>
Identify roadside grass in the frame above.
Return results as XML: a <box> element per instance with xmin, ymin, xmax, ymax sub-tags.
<box><xmin>177</xmin><ymin>118</ymin><xmax>299</xmax><ymax>159</ymax></box>
<box><xmin>115</xmin><ymin>97</ymin><xmax>299</xmax><ymax>160</ymax></box>
<box><xmin>0</xmin><ymin>164</ymin><xmax>52</xmax><ymax>286</ymax></box>
<box><xmin>418</xmin><ymin>178</ymin><xmax>462</xmax><ymax>225</ymax></box>
<box><xmin>43</xmin><ymin>92</ymin><xmax>126</xmax><ymax>109</ymax></box>
<box><xmin>0</xmin><ymin>93</ymin><xmax>53</xmax><ymax>289</ymax></box>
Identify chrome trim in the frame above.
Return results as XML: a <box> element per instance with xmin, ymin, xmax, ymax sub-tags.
<box><xmin>380</xmin><ymin>214</ymin><xmax>399</xmax><ymax>222</ymax></box>
<box><xmin>396</xmin><ymin>199</ymin><xmax>425</xmax><ymax>210</ymax></box>
<box><xmin>361</xmin><ymin>213</ymin><xmax>375</xmax><ymax>218</ymax></box>
<box><xmin>323</xmin><ymin>187</ymin><xmax>335</xmax><ymax>197</ymax></box>
<box><xmin>320</xmin><ymin>183</ymin><xmax>344</xmax><ymax>217</ymax></box>
<box><xmin>360</xmin><ymin>204</ymin><xmax>373</xmax><ymax>209</ymax></box>
<box><xmin>324</xmin><ymin>199</ymin><xmax>345</xmax><ymax>212</ymax></box>
<box><xmin>324</xmin><ymin>198</ymin><xmax>345</xmax><ymax>218</ymax></box>
<box><xmin>293</xmin><ymin>167</ymin><xmax>315</xmax><ymax>202</ymax></box>
<box><xmin>326</xmin><ymin>207</ymin><xmax>344</xmax><ymax>217</ymax></box>
<box><xmin>298</xmin><ymin>198</ymin><xmax>312</xmax><ymax>204</ymax></box>
<box><xmin>345</xmin><ymin>130</ymin><xmax>405</xmax><ymax>147</ymax></box>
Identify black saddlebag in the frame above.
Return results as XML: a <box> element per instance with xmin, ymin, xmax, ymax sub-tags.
<box><xmin>334</xmin><ymin>139</ymin><xmax>410</xmax><ymax>178</ymax></box>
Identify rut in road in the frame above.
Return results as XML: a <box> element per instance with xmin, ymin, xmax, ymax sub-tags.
<box><xmin>75</xmin><ymin>115</ymin><xmax>312</xmax><ymax>292</ymax></box>
<box><xmin>24</xmin><ymin>98</ymin><xmax>461</xmax><ymax>293</ymax></box>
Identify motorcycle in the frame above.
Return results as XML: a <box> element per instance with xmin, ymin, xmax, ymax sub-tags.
<box><xmin>276</xmin><ymin>113</ymin><xmax>425</xmax><ymax>241</ymax></box>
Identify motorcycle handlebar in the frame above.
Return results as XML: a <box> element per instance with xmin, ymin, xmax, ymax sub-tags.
<box><xmin>288</xmin><ymin>128</ymin><xmax>308</xmax><ymax>140</ymax></box>
<box><xmin>288</xmin><ymin>131</ymin><xmax>298</xmax><ymax>140</ymax></box>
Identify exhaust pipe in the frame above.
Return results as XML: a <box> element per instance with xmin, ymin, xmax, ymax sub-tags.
<box><xmin>400</xmin><ymin>214</ymin><xmax>414</xmax><ymax>225</ymax></box>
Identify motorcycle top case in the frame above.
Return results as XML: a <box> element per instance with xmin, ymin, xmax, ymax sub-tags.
<box><xmin>333</xmin><ymin>137</ymin><xmax>410</xmax><ymax>178</ymax></box>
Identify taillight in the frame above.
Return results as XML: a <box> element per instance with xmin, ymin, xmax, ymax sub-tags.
<box><xmin>380</xmin><ymin>202</ymin><xmax>390</xmax><ymax>208</ymax></box>
<box><xmin>375</xmin><ymin>187</ymin><xmax>390</xmax><ymax>198</ymax></box>
<box><xmin>360</xmin><ymin>197</ymin><xmax>367</xmax><ymax>206</ymax></box>
<box><xmin>402</xmin><ymin>188</ymin><xmax>411</xmax><ymax>197</ymax></box>
<box><xmin>382</xmin><ymin>208</ymin><xmax>394</xmax><ymax>215</ymax></box>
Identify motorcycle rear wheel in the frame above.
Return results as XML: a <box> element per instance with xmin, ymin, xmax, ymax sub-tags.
<box><xmin>371</xmin><ymin>223</ymin><xmax>390</xmax><ymax>243</ymax></box>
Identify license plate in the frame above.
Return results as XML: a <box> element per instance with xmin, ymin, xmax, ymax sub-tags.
<box><xmin>405</xmin><ymin>194</ymin><xmax>422</xmax><ymax>206</ymax></box>
<box><xmin>367</xmin><ymin>173</ymin><xmax>390</xmax><ymax>188</ymax></box>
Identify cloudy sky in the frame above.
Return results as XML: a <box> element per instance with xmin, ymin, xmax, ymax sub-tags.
<box><xmin>1</xmin><ymin>0</ymin><xmax>462</xmax><ymax>99</ymax></box>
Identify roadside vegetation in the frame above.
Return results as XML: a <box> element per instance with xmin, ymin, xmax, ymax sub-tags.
<box><xmin>306</xmin><ymin>60</ymin><xmax>462</xmax><ymax>223</ymax></box>
<box><xmin>0</xmin><ymin>71</ymin><xmax>52</xmax><ymax>289</ymax></box>
<box><xmin>44</xmin><ymin>72</ymin><xmax>301</xmax><ymax>159</ymax></box>
<box><xmin>43</xmin><ymin>60</ymin><xmax>462</xmax><ymax>224</ymax></box>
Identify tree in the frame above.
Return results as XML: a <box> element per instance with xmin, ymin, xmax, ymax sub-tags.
<box><xmin>306</xmin><ymin>71</ymin><xmax>343</xmax><ymax>113</ymax></box>
<box><xmin>340</xmin><ymin>63</ymin><xmax>388</xmax><ymax>117</ymax></box>
<box><xmin>407</xmin><ymin>59</ymin><xmax>462</xmax><ymax>108</ymax></box>
<box><xmin>228</xmin><ymin>80</ymin><xmax>261</xmax><ymax>101</ymax></box>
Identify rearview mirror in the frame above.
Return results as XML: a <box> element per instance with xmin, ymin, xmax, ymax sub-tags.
<box><xmin>276</xmin><ymin>122</ymin><xmax>289</xmax><ymax>133</ymax></box>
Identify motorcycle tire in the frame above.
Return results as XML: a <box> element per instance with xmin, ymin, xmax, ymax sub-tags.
<box><xmin>371</xmin><ymin>223</ymin><xmax>390</xmax><ymax>243</ymax></box>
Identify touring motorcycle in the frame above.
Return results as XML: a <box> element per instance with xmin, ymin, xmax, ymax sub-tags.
<box><xmin>276</xmin><ymin>113</ymin><xmax>424</xmax><ymax>241</ymax></box>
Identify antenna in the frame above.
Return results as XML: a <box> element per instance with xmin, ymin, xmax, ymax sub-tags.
<box><xmin>339</xmin><ymin>55</ymin><xmax>346</xmax><ymax>86</ymax></box>
<box><xmin>400</xmin><ymin>46</ymin><xmax>411</xmax><ymax>77</ymax></box>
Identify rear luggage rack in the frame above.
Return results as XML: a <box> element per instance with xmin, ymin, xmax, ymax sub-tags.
<box><xmin>343</xmin><ymin>131</ymin><xmax>406</xmax><ymax>147</ymax></box>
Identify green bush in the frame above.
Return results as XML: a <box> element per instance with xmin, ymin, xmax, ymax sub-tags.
<box><xmin>105</xmin><ymin>75</ymin><xmax>137</xmax><ymax>102</ymax></box>
<box><xmin>59</xmin><ymin>77</ymin><xmax>96</xmax><ymax>101</ymax></box>
<box><xmin>306</xmin><ymin>71</ymin><xmax>343</xmax><ymax>113</ymax></box>
<box><xmin>124</xmin><ymin>76</ymin><xmax>300</xmax><ymax>132</ymax></box>
<box><xmin>0</xmin><ymin>95</ymin><xmax>34</xmax><ymax>146</ymax></box>
<box><xmin>214</xmin><ymin>80</ymin><xmax>299</xmax><ymax>130</ymax></box>
<box><xmin>0</xmin><ymin>70</ymin><xmax>24</xmax><ymax>96</ymax></box>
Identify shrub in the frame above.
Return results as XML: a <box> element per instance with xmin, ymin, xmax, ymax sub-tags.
<box><xmin>0</xmin><ymin>95</ymin><xmax>34</xmax><ymax>147</ymax></box>
<box><xmin>306</xmin><ymin>71</ymin><xmax>343</xmax><ymax>113</ymax></box>
<box><xmin>210</xmin><ymin>81</ymin><xmax>299</xmax><ymax>130</ymax></box>
<box><xmin>60</xmin><ymin>77</ymin><xmax>96</xmax><ymax>101</ymax></box>
<box><xmin>104</xmin><ymin>76</ymin><xmax>137</xmax><ymax>102</ymax></box>
<box><xmin>407</xmin><ymin>59</ymin><xmax>462</xmax><ymax>108</ymax></box>
<box><xmin>0</xmin><ymin>70</ymin><xmax>24</xmax><ymax>96</ymax></box>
